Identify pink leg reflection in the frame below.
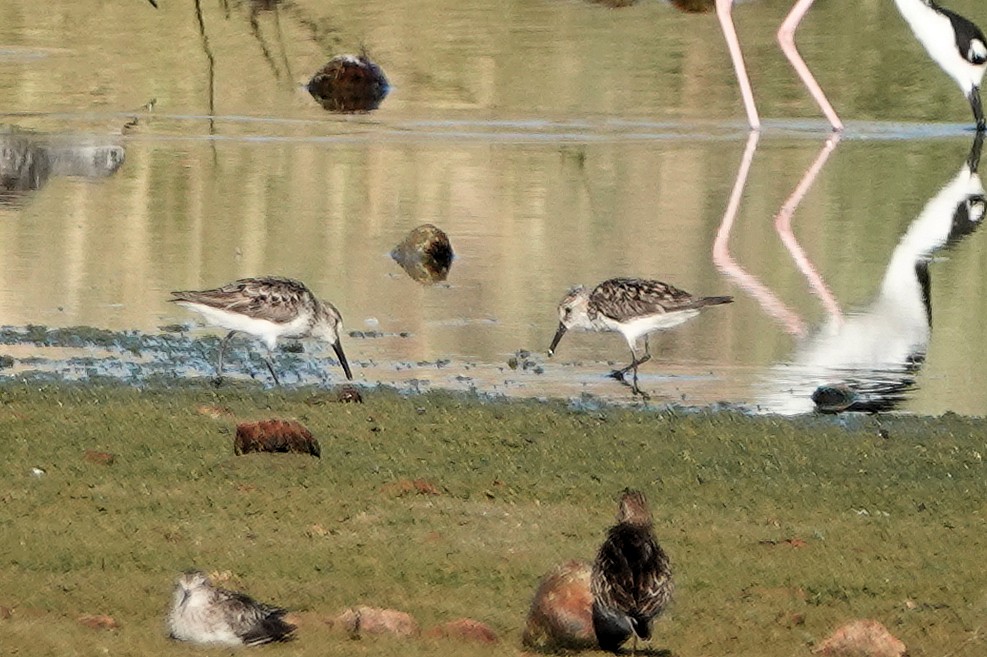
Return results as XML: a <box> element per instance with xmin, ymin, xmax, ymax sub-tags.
<box><xmin>773</xmin><ymin>134</ymin><xmax>844</xmax><ymax>326</ymax></box>
<box><xmin>712</xmin><ymin>132</ymin><xmax>807</xmax><ymax>337</ymax></box>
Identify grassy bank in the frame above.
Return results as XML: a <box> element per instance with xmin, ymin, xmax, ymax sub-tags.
<box><xmin>1</xmin><ymin>383</ymin><xmax>985</xmax><ymax>656</ymax></box>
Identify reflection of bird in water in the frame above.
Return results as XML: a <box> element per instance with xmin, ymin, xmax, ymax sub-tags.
<box><xmin>666</xmin><ymin>0</ymin><xmax>844</xmax><ymax>130</ymax></box>
<box><xmin>548</xmin><ymin>278</ymin><xmax>732</xmax><ymax>396</ymax></box>
<box><xmin>716</xmin><ymin>133</ymin><xmax>986</xmax><ymax>413</ymax></box>
<box><xmin>548</xmin><ymin>278</ymin><xmax>733</xmax><ymax>394</ymax></box>
<box><xmin>591</xmin><ymin>489</ymin><xmax>673</xmax><ymax>654</ymax></box>
<box><xmin>170</xmin><ymin>276</ymin><xmax>353</xmax><ymax>386</ymax></box>
<box><xmin>168</xmin><ymin>570</ymin><xmax>296</xmax><ymax>646</ymax></box>
<box><xmin>893</xmin><ymin>0</ymin><xmax>987</xmax><ymax>131</ymax></box>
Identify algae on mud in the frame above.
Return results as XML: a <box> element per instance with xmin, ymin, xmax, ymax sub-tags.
<box><xmin>0</xmin><ymin>383</ymin><xmax>985</xmax><ymax>656</ymax></box>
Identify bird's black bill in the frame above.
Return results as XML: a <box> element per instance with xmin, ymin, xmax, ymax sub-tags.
<box><xmin>970</xmin><ymin>88</ymin><xmax>985</xmax><ymax>133</ymax></box>
<box><xmin>333</xmin><ymin>339</ymin><xmax>353</xmax><ymax>380</ymax></box>
<box><xmin>547</xmin><ymin>322</ymin><xmax>567</xmax><ymax>356</ymax></box>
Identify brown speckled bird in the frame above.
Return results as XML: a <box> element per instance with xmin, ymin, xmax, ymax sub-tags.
<box><xmin>548</xmin><ymin>277</ymin><xmax>732</xmax><ymax>395</ymax></box>
<box><xmin>590</xmin><ymin>489</ymin><xmax>673</xmax><ymax>654</ymax></box>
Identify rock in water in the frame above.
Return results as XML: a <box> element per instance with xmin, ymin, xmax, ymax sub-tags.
<box><xmin>390</xmin><ymin>224</ymin><xmax>454</xmax><ymax>284</ymax></box>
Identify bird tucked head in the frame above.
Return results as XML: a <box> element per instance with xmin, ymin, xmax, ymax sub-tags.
<box><xmin>616</xmin><ymin>489</ymin><xmax>653</xmax><ymax>527</ymax></box>
<box><xmin>176</xmin><ymin>570</ymin><xmax>210</xmax><ymax>593</ymax></box>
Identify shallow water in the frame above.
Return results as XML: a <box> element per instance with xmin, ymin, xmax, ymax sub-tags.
<box><xmin>2</xmin><ymin>0</ymin><xmax>987</xmax><ymax>414</ymax></box>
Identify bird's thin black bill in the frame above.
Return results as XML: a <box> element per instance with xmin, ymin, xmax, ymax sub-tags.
<box><xmin>970</xmin><ymin>88</ymin><xmax>985</xmax><ymax>133</ymax></box>
<box><xmin>547</xmin><ymin>322</ymin><xmax>567</xmax><ymax>356</ymax></box>
<box><xmin>333</xmin><ymin>340</ymin><xmax>353</xmax><ymax>380</ymax></box>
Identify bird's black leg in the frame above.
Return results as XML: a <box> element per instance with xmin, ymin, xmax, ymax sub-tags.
<box><xmin>970</xmin><ymin>87</ymin><xmax>985</xmax><ymax>133</ymax></box>
<box><xmin>263</xmin><ymin>350</ymin><xmax>282</xmax><ymax>387</ymax></box>
<box><xmin>214</xmin><ymin>331</ymin><xmax>236</xmax><ymax>386</ymax></box>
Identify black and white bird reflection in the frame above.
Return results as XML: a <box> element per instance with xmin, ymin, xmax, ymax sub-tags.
<box><xmin>168</xmin><ymin>570</ymin><xmax>297</xmax><ymax>646</ymax></box>
<box><xmin>760</xmin><ymin>133</ymin><xmax>986</xmax><ymax>413</ymax></box>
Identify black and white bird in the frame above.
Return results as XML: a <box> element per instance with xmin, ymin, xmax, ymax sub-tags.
<box><xmin>547</xmin><ymin>277</ymin><xmax>732</xmax><ymax>395</ymax></box>
<box><xmin>591</xmin><ymin>489</ymin><xmax>673</xmax><ymax>654</ymax></box>
<box><xmin>170</xmin><ymin>276</ymin><xmax>353</xmax><ymax>385</ymax></box>
<box><xmin>894</xmin><ymin>0</ymin><xmax>987</xmax><ymax>130</ymax></box>
<box><xmin>167</xmin><ymin>570</ymin><xmax>297</xmax><ymax>646</ymax></box>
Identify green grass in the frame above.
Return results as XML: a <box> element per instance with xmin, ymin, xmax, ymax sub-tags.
<box><xmin>1</xmin><ymin>383</ymin><xmax>986</xmax><ymax>656</ymax></box>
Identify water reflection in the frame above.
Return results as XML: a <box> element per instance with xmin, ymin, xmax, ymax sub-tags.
<box><xmin>718</xmin><ymin>134</ymin><xmax>986</xmax><ymax>414</ymax></box>
<box><xmin>0</xmin><ymin>127</ymin><xmax>125</xmax><ymax>207</ymax></box>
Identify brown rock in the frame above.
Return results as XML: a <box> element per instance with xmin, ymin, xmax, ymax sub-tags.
<box><xmin>380</xmin><ymin>478</ymin><xmax>442</xmax><ymax>497</ymax></box>
<box><xmin>336</xmin><ymin>385</ymin><xmax>363</xmax><ymax>403</ymax></box>
<box><xmin>426</xmin><ymin>618</ymin><xmax>499</xmax><ymax>644</ymax></box>
<box><xmin>329</xmin><ymin>606</ymin><xmax>420</xmax><ymax>639</ymax></box>
<box><xmin>307</xmin><ymin>54</ymin><xmax>389</xmax><ymax>112</ymax></box>
<box><xmin>814</xmin><ymin>619</ymin><xmax>907</xmax><ymax>657</ymax></box>
<box><xmin>390</xmin><ymin>224</ymin><xmax>454</xmax><ymax>284</ymax></box>
<box><xmin>234</xmin><ymin>419</ymin><xmax>320</xmax><ymax>457</ymax></box>
<box><xmin>78</xmin><ymin>614</ymin><xmax>118</xmax><ymax>631</ymax></box>
<box><xmin>521</xmin><ymin>559</ymin><xmax>597</xmax><ymax>651</ymax></box>
<box><xmin>83</xmin><ymin>450</ymin><xmax>115</xmax><ymax>465</ymax></box>
<box><xmin>196</xmin><ymin>404</ymin><xmax>234</xmax><ymax>420</ymax></box>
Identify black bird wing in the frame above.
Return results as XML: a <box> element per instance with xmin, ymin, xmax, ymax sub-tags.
<box><xmin>217</xmin><ymin>588</ymin><xmax>296</xmax><ymax>645</ymax></box>
<box><xmin>170</xmin><ymin>277</ymin><xmax>310</xmax><ymax>324</ymax></box>
<box><xmin>589</xmin><ymin>277</ymin><xmax>728</xmax><ymax>322</ymax></box>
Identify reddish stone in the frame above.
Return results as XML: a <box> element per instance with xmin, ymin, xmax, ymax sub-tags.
<box><xmin>814</xmin><ymin>619</ymin><xmax>907</xmax><ymax>657</ymax></box>
<box><xmin>521</xmin><ymin>560</ymin><xmax>596</xmax><ymax>651</ymax></box>
<box><xmin>380</xmin><ymin>478</ymin><xmax>441</xmax><ymax>497</ymax></box>
<box><xmin>426</xmin><ymin>618</ymin><xmax>499</xmax><ymax>644</ymax></box>
<box><xmin>234</xmin><ymin>419</ymin><xmax>320</xmax><ymax>457</ymax></box>
<box><xmin>83</xmin><ymin>450</ymin><xmax>115</xmax><ymax>465</ymax></box>
<box><xmin>78</xmin><ymin>614</ymin><xmax>118</xmax><ymax>631</ymax></box>
<box><xmin>329</xmin><ymin>606</ymin><xmax>420</xmax><ymax>639</ymax></box>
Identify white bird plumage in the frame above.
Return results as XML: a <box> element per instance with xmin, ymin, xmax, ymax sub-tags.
<box><xmin>167</xmin><ymin>570</ymin><xmax>297</xmax><ymax>646</ymax></box>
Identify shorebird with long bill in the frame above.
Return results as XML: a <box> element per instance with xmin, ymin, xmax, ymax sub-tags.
<box><xmin>170</xmin><ymin>276</ymin><xmax>352</xmax><ymax>386</ymax></box>
<box><xmin>547</xmin><ymin>277</ymin><xmax>732</xmax><ymax>396</ymax></box>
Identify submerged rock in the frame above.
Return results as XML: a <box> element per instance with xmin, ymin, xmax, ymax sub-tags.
<box><xmin>521</xmin><ymin>559</ymin><xmax>596</xmax><ymax>651</ymax></box>
<box><xmin>307</xmin><ymin>54</ymin><xmax>389</xmax><ymax>112</ymax></box>
<box><xmin>234</xmin><ymin>419</ymin><xmax>320</xmax><ymax>457</ymax></box>
<box><xmin>390</xmin><ymin>224</ymin><xmax>454</xmax><ymax>284</ymax></box>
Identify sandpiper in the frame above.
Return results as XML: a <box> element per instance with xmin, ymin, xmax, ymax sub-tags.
<box><xmin>170</xmin><ymin>276</ymin><xmax>353</xmax><ymax>385</ymax></box>
<box><xmin>893</xmin><ymin>0</ymin><xmax>987</xmax><ymax>131</ymax></box>
<box><xmin>167</xmin><ymin>570</ymin><xmax>296</xmax><ymax>646</ymax></box>
<box><xmin>591</xmin><ymin>489</ymin><xmax>673</xmax><ymax>654</ymax></box>
<box><xmin>547</xmin><ymin>277</ymin><xmax>732</xmax><ymax>395</ymax></box>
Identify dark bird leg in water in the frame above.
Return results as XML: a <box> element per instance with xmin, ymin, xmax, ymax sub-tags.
<box><xmin>214</xmin><ymin>331</ymin><xmax>235</xmax><ymax>386</ymax></box>
<box><xmin>609</xmin><ymin>338</ymin><xmax>652</xmax><ymax>397</ymax></box>
<box><xmin>263</xmin><ymin>350</ymin><xmax>281</xmax><ymax>387</ymax></box>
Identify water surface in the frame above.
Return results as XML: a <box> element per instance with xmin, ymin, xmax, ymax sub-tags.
<box><xmin>2</xmin><ymin>0</ymin><xmax>987</xmax><ymax>414</ymax></box>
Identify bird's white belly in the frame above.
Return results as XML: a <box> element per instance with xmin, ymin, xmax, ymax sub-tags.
<box><xmin>177</xmin><ymin>302</ymin><xmax>311</xmax><ymax>350</ymax></box>
<box><xmin>600</xmin><ymin>310</ymin><xmax>699</xmax><ymax>344</ymax></box>
<box><xmin>170</xmin><ymin>607</ymin><xmax>242</xmax><ymax>646</ymax></box>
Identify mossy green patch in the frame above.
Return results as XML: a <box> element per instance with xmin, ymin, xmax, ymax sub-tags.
<box><xmin>0</xmin><ymin>383</ymin><xmax>985</xmax><ymax>656</ymax></box>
